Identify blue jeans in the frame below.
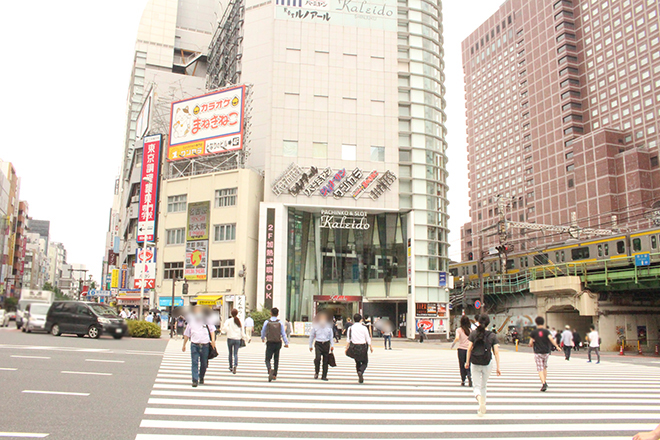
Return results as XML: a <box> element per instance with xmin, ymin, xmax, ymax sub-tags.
<box><xmin>383</xmin><ymin>335</ymin><xmax>392</xmax><ymax>349</ymax></box>
<box><xmin>190</xmin><ymin>343</ymin><xmax>209</xmax><ymax>382</ymax></box>
<box><xmin>227</xmin><ymin>339</ymin><xmax>241</xmax><ymax>368</ymax></box>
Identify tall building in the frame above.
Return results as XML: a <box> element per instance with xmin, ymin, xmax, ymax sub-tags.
<box><xmin>106</xmin><ymin>0</ymin><xmax>224</xmax><ymax>291</ymax></box>
<box><xmin>460</xmin><ymin>0</ymin><xmax>660</xmax><ymax>261</ymax></box>
<box><xmin>47</xmin><ymin>242</ymin><xmax>67</xmax><ymax>288</ymax></box>
<box><xmin>27</xmin><ymin>219</ymin><xmax>50</xmax><ymax>255</ymax></box>
<box><xmin>22</xmin><ymin>232</ymin><xmax>48</xmax><ymax>290</ymax></box>
<box><xmin>207</xmin><ymin>0</ymin><xmax>450</xmax><ymax>337</ymax></box>
<box><xmin>0</xmin><ymin>160</ymin><xmax>20</xmax><ymax>297</ymax></box>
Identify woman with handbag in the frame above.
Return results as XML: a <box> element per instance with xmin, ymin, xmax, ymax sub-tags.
<box><xmin>222</xmin><ymin>308</ymin><xmax>246</xmax><ymax>374</ymax></box>
<box><xmin>345</xmin><ymin>313</ymin><xmax>373</xmax><ymax>384</ymax></box>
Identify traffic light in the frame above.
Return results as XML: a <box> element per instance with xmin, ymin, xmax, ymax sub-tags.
<box><xmin>182</xmin><ymin>282</ymin><xmax>189</xmax><ymax>295</ymax></box>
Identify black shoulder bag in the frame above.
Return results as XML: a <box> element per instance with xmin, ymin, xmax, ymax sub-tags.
<box><xmin>205</xmin><ymin>325</ymin><xmax>219</xmax><ymax>360</ymax></box>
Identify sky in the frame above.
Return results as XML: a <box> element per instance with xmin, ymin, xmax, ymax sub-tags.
<box><xmin>0</xmin><ymin>0</ymin><xmax>500</xmax><ymax>281</ymax></box>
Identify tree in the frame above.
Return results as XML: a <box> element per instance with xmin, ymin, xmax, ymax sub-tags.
<box><xmin>43</xmin><ymin>282</ymin><xmax>67</xmax><ymax>300</ymax></box>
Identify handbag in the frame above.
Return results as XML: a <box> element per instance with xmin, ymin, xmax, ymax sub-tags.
<box><xmin>205</xmin><ymin>325</ymin><xmax>219</xmax><ymax>360</ymax></box>
<box><xmin>240</xmin><ymin>338</ymin><xmax>247</xmax><ymax>348</ymax></box>
<box><xmin>328</xmin><ymin>352</ymin><xmax>337</xmax><ymax>367</ymax></box>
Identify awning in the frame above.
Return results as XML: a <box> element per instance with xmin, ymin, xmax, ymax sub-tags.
<box><xmin>194</xmin><ymin>295</ymin><xmax>224</xmax><ymax>306</ymax></box>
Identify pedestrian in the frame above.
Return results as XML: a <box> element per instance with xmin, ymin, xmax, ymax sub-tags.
<box><xmin>336</xmin><ymin>318</ymin><xmax>343</xmax><ymax>341</ymax></box>
<box><xmin>470</xmin><ymin>314</ymin><xmax>480</xmax><ymax>332</ymax></box>
<box><xmin>119</xmin><ymin>308</ymin><xmax>129</xmax><ymax>319</ymax></box>
<box><xmin>244</xmin><ymin>314</ymin><xmax>254</xmax><ymax>343</ymax></box>
<box><xmin>145</xmin><ymin>313</ymin><xmax>154</xmax><ymax>323</ymax></box>
<box><xmin>572</xmin><ymin>329</ymin><xmax>582</xmax><ymax>352</ymax></box>
<box><xmin>345</xmin><ymin>313</ymin><xmax>373</xmax><ymax>383</ymax></box>
<box><xmin>418</xmin><ymin>322</ymin><xmax>427</xmax><ymax>343</ymax></box>
<box><xmin>586</xmin><ymin>324</ymin><xmax>600</xmax><ymax>364</ymax></box>
<box><xmin>154</xmin><ymin>313</ymin><xmax>161</xmax><ymax>325</ymax></box>
<box><xmin>529</xmin><ymin>316</ymin><xmax>562</xmax><ymax>392</ymax></box>
<box><xmin>129</xmin><ymin>310</ymin><xmax>137</xmax><ymax>320</ymax></box>
<box><xmin>560</xmin><ymin>325</ymin><xmax>574</xmax><ymax>360</ymax></box>
<box><xmin>309</xmin><ymin>312</ymin><xmax>334</xmax><ymax>381</ymax></box>
<box><xmin>382</xmin><ymin>322</ymin><xmax>393</xmax><ymax>350</ymax></box>
<box><xmin>261</xmin><ymin>307</ymin><xmax>289</xmax><ymax>382</ymax></box>
<box><xmin>451</xmin><ymin>315</ymin><xmax>473</xmax><ymax>387</ymax></box>
<box><xmin>343</xmin><ymin>317</ymin><xmax>353</xmax><ymax>336</ymax></box>
<box><xmin>465</xmin><ymin>314</ymin><xmax>501</xmax><ymax>417</ymax></box>
<box><xmin>222</xmin><ymin>308</ymin><xmax>246</xmax><ymax>374</ymax></box>
<box><xmin>176</xmin><ymin>315</ymin><xmax>186</xmax><ymax>339</ymax></box>
<box><xmin>285</xmin><ymin>318</ymin><xmax>292</xmax><ymax>341</ymax></box>
<box><xmin>633</xmin><ymin>422</ymin><xmax>660</xmax><ymax>440</ymax></box>
<box><xmin>182</xmin><ymin>308</ymin><xmax>216</xmax><ymax>387</ymax></box>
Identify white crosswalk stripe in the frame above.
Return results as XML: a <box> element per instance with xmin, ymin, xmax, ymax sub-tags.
<box><xmin>135</xmin><ymin>339</ymin><xmax>660</xmax><ymax>439</ymax></box>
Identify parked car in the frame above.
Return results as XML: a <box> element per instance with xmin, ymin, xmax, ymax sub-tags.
<box><xmin>46</xmin><ymin>301</ymin><xmax>128</xmax><ymax>339</ymax></box>
<box><xmin>7</xmin><ymin>311</ymin><xmax>16</xmax><ymax>321</ymax></box>
<box><xmin>23</xmin><ymin>303</ymin><xmax>52</xmax><ymax>333</ymax></box>
<box><xmin>0</xmin><ymin>309</ymin><xmax>10</xmax><ymax>327</ymax></box>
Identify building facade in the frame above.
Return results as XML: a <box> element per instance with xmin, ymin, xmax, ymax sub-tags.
<box><xmin>47</xmin><ymin>242</ymin><xmax>67</xmax><ymax>288</ymax></box>
<box><xmin>207</xmin><ymin>0</ymin><xmax>450</xmax><ymax>337</ymax></box>
<box><xmin>460</xmin><ymin>0</ymin><xmax>660</xmax><ymax>260</ymax></box>
<box><xmin>0</xmin><ymin>160</ymin><xmax>20</xmax><ymax>298</ymax></box>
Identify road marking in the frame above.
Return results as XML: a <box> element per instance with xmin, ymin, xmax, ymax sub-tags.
<box><xmin>85</xmin><ymin>359</ymin><xmax>125</xmax><ymax>364</ymax></box>
<box><xmin>135</xmin><ymin>437</ymin><xmax>636</xmax><ymax>440</ymax></box>
<box><xmin>22</xmin><ymin>390</ymin><xmax>89</xmax><ymax>396</ymax></box>
<box><xmin>0</xmin><ymin>367</ymin><xmax>17</xmax><ymax>371</ymax></box>
<box><xmin>11</xmin><ymin>355</ymin><xmax>50</xmax><ymax>359</ymax></box>
<box><xmin>62</xmin><ymin>371</ymin><xmax>112</xmax><ymax>376</ymax></box>
<box><xmin>0</xmin><ymin>433</ymin><xmax>49</xmax><ymax>438</ymax></box>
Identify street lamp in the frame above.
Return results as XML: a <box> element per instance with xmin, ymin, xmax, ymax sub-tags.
<box><xmin>138</xmin><ymin>176</ymin><xmax>152</xmax><ymax>321</ymax></box>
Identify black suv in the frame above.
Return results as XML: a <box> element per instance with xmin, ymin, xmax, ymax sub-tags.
<box><xmin>46</xmin><ymin>301</ymin><xmax>128</xmax><ymax>339</ymax></box>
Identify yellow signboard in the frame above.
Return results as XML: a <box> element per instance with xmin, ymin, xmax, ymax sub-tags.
<box><xmin>111</xmin><ymin>269</ymin><xmax>120</xmax><ymax>288</ymax></box>
<box><xmin>168</xmin><ymin>141</ymin><xmax>205</xmax><ymax>161</ymax></box>
<box><xmin>195</xmin><ymin>295</ymin><xmax>223</xmax><ymax>306</ymax></box>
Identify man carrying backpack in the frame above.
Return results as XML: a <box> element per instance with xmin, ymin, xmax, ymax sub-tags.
<box><xmin>465</xmin><ymin>314</ymin><xmax>501</xmax><ymax>417</ymax></box>
<box><xmin>261</xmin><ymin>307</ymin><xmax>289</xmax><ymax>382</ymax></box>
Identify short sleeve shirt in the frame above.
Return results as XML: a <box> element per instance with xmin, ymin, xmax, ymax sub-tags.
<box><xmin>531</xmin><ymin>328</ymin><xmax>553</xmax><ymax>354</ymax></box>
<box><xmin>468</xmin><ymin>330</ymin><xmax>499</xmax><ymax>347</ymax></box>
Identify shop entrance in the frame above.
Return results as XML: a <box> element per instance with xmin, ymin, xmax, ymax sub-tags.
<box><xmin>316</xmin><ymin>301</ymin><xmax>360</xmax><ymax>320</ymax></box>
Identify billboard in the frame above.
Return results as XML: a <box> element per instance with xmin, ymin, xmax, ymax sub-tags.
<box><xmin>186</xmin><ymin>201</ymin><xmax>210</xmax><ymax>241</ymax></box>
<box><xmin>275</xmin><ymin>0</ymin><xmax>397</xmax><ymax>31</ymax></box>
<box><xmin>185</xmin><ymin>240</ymin><xmax>208</xmax><ymax>280</ymax></box>
<box><xmin>168</xmin><ymin>85</ymin><xmax>246</xmax><ymax>161</ymax></box>
<box><xmin>134</xmin><ymin>247</ymin><xmax>156</xmax><ymax>289</ymax></box>
<box><xmin>137</xmin><ymin>134</ymin><xmax>162</xmax><ymax>242</ymax></box>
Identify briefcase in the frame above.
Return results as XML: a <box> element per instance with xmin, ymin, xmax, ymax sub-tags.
<box><xmin>328</xmin><ymin>352</ymin><xmax>337</xmax><ymax>367</ymax></box>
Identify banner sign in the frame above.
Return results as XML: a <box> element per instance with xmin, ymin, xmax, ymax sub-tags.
<box><xmin>137</xmin><ymin>134</ymin><xmax>162</xmax><ymax>242</ymax></box>
<box><xmin>168</xmin><ymin>85</ymin><xmax>245</xmax><ymax>161</ymax></box>
<box><xmin>185</xmin><ymin>240</ymin><xmax>208</xmax><ymax>280</ymax></box>
<box><xmin>187</xmin><ymin>201</ymin><xmax>210</xmax><ymax>241</ymax></box>
<box><xmin>111</xmin><ymin>269</ymin><xmax>119</xmax><ymax>289</ymax></box>
<box><xmin>120</xmin><ymin>266</ymin><xmax>128</xmax><ymax>289</ymax></box>
<box><xmin>416</xmin><ymin>303</ymin><xmax>447</xmax><ymax>317</ymax></box>
<box><xmin>271</xmin><ymin>163</ymin><xmax>396</xmax><ymax>201</ymax></box>
<box><xmin>264</xmin><ymin>208</ymin><xmax>275</xmax><ymax>310</ymax></box>
<box><xmin>320</xmin><ymin>210</ymin><xmax>370</xmax><ymax>230</ymax></box>
<box><xmin>134</xmin><ymin>247</ymin><xmax>156</xmax><ymax>289</ymax></box>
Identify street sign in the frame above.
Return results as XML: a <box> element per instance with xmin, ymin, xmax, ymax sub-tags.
<box><xmin>474</xmin><ymin>300</ymin><xmax>482</xmax><ymax>309</ymax></box>
<box><xmin>635</xmin><ymin>253</ymin><xmax>651</xmax><ymax>267</ymax></box>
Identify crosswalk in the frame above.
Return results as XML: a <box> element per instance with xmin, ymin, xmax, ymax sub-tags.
<box><xmin>135</xmin><ymin>339</ymin><xmax>660</xmax><ymax>439</ymax></box>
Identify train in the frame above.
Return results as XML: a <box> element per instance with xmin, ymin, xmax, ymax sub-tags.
<box><xmin>450</xmin><ymin>226</ymin><xmax>660</xmax><ymax>282</ymax></box>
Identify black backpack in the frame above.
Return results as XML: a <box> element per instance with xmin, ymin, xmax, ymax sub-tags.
<box><xmin>471</xmin><ymin>331</ymin><xmax>493</xmax><ymax>366</ymax></box>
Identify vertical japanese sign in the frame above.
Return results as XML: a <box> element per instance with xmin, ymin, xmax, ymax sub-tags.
<box><xmin>407</xmin><ymin>238</ymin><xmax>412</xmax><ymax>287</ymax></box>
<box><xmin>120</xmin><ymin>264</ymin><xmax>128</xmax><ymax>289</ymax></box>
<box><xmin>186</xmin><ymin>201</ymin><xmax>210</xmax><ymax>241</ymax></box>
<box><xmin>264</xmin><ymin>208</ymin><xmax>275</xmax><ymax>310</ymax></box>
<box><xmin>111</xmin><ymin>269</ymin><xmax>120</xmax><ymax>289</ymax></box>
<box><xmin>185</xmin><ymin>240</ymin><xmax>208</xmax><ymax>280</ymax></box>
<box><xmin>134</xmin><ymin>247</ymin><xmax>156</xmax><ymax>289</ymax></box>
<box><xmin>137</xmin><ymin>134</ymin><xmax>162</xmax><ymax>243</ymax></box>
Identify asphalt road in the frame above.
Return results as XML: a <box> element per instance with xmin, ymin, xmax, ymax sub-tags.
<box><xmin>0</xmin><ymin>326</ymin><xmax>167</xmax><ymax>440</ymax></box>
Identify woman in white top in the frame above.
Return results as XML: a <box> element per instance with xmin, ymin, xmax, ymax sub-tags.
<box><xmin>451</xmin><ymin>315</ymin><xmax>473</xmax><ymax>387</ymax></box>
<box><xmin>222</xmin><ymin>309</ymin><xmax>246</xmax><ymax>374</ymax></box>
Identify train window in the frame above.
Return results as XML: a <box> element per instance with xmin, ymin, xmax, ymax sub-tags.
<box><xmin>472</xmin><ymin>265</ymin><xmax>477</xmax><ymax>274</ymax></box>
<box><xmin>555</xmin><ymin>252</ymin><xmax>560</xmax><ymax>262</ymax></box>
<box><xmin>604</xmin><ymin>244</ymin><xmax>609</xmax><ymax>256</ymax></box>
<box><xmin>507</xmin><ymin>259</ymin><xmax>515</xmax><ymax>270</ymax></box>
<box><xmin>597</xmin><ymin>245</ymin><xmax>603</xmax><ymax>257</ymax></box>
<box><xmin>561</xmin><ymin>251</ymin><xmax>565</xmax><ymax>262</ymax></box>
<box><xmin>617</xmin><ymin>241</ymin><xmax>625</xmax><ymax>254</ymax></box>
<box><xmin>633</xmin><ymin>238</ymin><xmax>642</xmax><ymax>252</ymax></box>
<box><xmin>534</xmin><ymin>253</ymin><xmax>549</xmax><ymax>265</ymax></box>
<box><xmin>571</xmin><ymin>247</ymin><xmax>590</xmax><ymax>260</ymax></box>
<box><xmin>652</xmin><ymin>236</ymin><xmax>657</xmax><ymax>250</ymax></box>
<box><xmin>449</xmin><ymin>268</ymin><xmax>458</xmax><ymax>276</ymax></box>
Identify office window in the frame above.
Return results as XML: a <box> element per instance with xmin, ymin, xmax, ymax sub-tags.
<box><xmin>212</xmin><ymin>259</ymin><xmax>235</xmax><ymax>279</ymax></box>
<box><xmin>215</xmin><ymin>188</ymin><xmax>237</xmax><ymax>208</ymax></box>
<box><xmin>342</xmin><ymin>144</ymin><xmax>357</xmax><ymax>161</ymax></box>
<box><xmin>164</xmin><ymin>262</ymin><xmax>184</xmax><ymax>280</ymax></box>
<box><xmin>166</xmin><ymin>228</ymin><xmax>185</xmax><ymax>245</ymax></box>
<box><xmin>214</xmin><ymin>223</ymin><xmax>236</xmax><ymax>242</ymax></box>
<box><xmin>282</xmin><ymin>140</ymin><xmax>298</xmax><ymax>157</ymax></box>
<box><xmin>312</xmin><ymin>142</ymin><xmax>328</xmax><ymax>159</ymax></box>
<box><xmin>371</xmin><ymin>146</ymin><xmax>385</xmax><ymax>162</ymax></box>
<box><xmin>167</xmin><ymin>195</ymin><xmax>187</xmax><ymax>213</ymax></box>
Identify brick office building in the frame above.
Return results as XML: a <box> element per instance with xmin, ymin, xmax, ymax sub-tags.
<box><xmin>460</xmin><ymin>0</ymin><xmax>660</xmax><ymax>260</ymax></box>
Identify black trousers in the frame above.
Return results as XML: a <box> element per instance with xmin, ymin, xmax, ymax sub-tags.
<box><xmin>563</xmin><ymin>345</ymin><xmax>572</xmax><ymax>360</ymax></box>
<box><xmin>355</xmin><ymin>358</ymin><xmax>368</xmax><ymax>375</ymax></box>
<box><xmin>265</xmin><ymin>341</ymin><xmax>282</xmax><ymax>375</ymax></box>
<box><xmin>314</xmin><ymin>341</ymin><xmax>331</xmax><ymax>378</ymax></box>
<box><xmin>457</xmin><ymin>348</ymin><xmax>471</xmax><ymax>382</ymax></box>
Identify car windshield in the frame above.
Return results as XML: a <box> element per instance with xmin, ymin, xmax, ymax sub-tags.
<box><xmin>18</xmin><ymin>300</ymin><xmax>49</xmax><ymax>311</ymax></box>
<box><xmin>89</xmin><ymin>304</ymin><xmax>118</xmax><ymax>317</ymax></box>
<box><xmin>29</xmin><ymin>304</ymin><xmax>51</xmax><ymax>315</ymax></box>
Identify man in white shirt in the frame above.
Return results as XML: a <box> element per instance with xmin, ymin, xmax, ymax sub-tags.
<box><xmin>245</xmin><ymin>315</ymin><xmax>255</xmax><ymax>343</ymax></box>
<box><xmin>586</xmin><ymin>324</ymin><xmax>600</xmax><ymax>364</ymax></box>
<box><xmin>345</xmin><ymin>313</ymin><xmax>373</xmax><ymax>384</ymax></box>
<box><xmin>145</xmin><ymin>313</ymin><xmax>154</xmax><ymax>323</ymax></box>
<box><xmin>560</xmin><ymin>325</ymin><xmax>574</xmax><ymax>360</ymax></box>
<box><xmin>182</xmin><ymin>308</ymin><xmax>217</xmax><ymax>387</ymax></box>
<box><xmin>119</xmin><ymin>308</ymin><xmax>129</xmax><ymax>319</ymax></box>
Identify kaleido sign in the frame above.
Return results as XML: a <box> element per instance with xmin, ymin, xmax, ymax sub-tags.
<box><xmin>272</xmin><ymin>163</ymin><xmax>396</xmax><ymax>201</ymax></box>
<box><xmin>320</xmin><ymin>210</ymin><xmax>370</xmax><ymax>230</ymax></box>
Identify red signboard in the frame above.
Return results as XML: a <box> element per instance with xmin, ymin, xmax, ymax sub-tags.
<box><xmin>137</xmin><ymin>134</ymin><xmax>162</xmax><ymax>242</ymax></box>
<box><xmin>134</xmin><ymin>279</ymin><xmax>155</xmax><ymax>289</ymax></box>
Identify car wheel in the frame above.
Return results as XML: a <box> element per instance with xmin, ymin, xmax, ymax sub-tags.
<box><xmin>51</xmin><ymin>324</ymin><xmax>61</xmax><ymax>336</ymax></box>
<box><xmin>112</xmin><ymin>334</ymin><xmax>123</xmax><ymax>340</ymax></box>
<box><xmin>88</xmin><ymin>325</ymin><xmax>100</xmax><ymax>339</ymax></box>
<box><xmin>77</xmin><ymin>334</ymin><xmax>85</xmax><ymax>338</ymax></box>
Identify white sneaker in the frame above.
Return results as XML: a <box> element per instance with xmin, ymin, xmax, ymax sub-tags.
<box><xmin>477</xmin><ymin>395</ymin><xmax>486</xmax><ymax>417</ymax></box>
